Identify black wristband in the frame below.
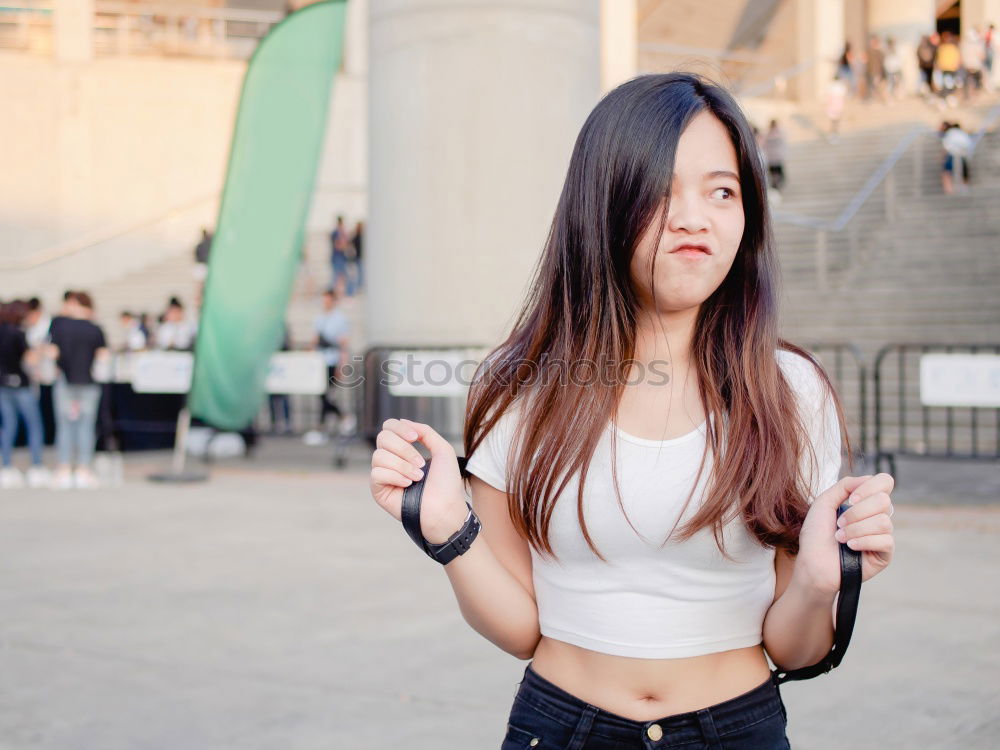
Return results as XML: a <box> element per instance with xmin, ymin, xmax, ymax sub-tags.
<box><xmin>400</xmin><ymin>457</ymin><xmax>482</xmax><ymax>565</ymax></box>
<box><xmin>423</xmin><ymin>503</ymin><xmax>482</xmax><ymax>565</ymax></box>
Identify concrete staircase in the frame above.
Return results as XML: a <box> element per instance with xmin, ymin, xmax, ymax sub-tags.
<box><xmin>774</xmin><ymin>96</ymin><xmax>1000</xmax><ymax>351</ymax></box>
<box><xmin>772</xmin><ymin>95</ymin><xmax>1000</xmax><ymax>461</ymax></box>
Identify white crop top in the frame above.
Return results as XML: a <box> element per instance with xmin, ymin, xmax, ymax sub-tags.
<box><xmin>463</xmin><ymin>349</ymin><xmax>842</xmax><ymax>659</ymax></box>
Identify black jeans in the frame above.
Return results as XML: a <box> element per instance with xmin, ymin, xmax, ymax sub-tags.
<box><xmin>501</xmin><ymin>663</ymin><xmax>790</xmax><ymax>749</ymax></box>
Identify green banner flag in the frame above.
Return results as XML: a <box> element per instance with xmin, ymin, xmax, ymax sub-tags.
<box><xmin>189</xmin><ymin>0</ymin><xmax>346</xmax><ymax>430</ymax></box>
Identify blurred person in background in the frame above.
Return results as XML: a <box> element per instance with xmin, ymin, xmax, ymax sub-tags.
<box><xmin>138</xmin><ymin>312</ymin><xmax>152</xmax><ymax>344</ymax></box>
<box><xmin>936</xmin><ymin>31</ymin><xmax>962</xmax><ymax>104</ymax></box>
<box><xmin>986</xmin><ymin>25</ymin><xmax>997</xmax><ymax>90</ymax></box>
<box><xmin>884</xmin><ymin>37</ymin><xmax>902</xmax><ymax>100</ymax></box>
<box><xmin>940</xmin><ymin>120</ymin><xmax>972</xmax><ymax>195</ymax></box>
<box><xmin>764</xmin><ymin>120</ymin><xmax>786</xmax><ymax>193</ymax></box>
<box><xmin>303</xmin><ymin>287</ymin><xmax>352</xmax><ymax>445</ymax></box>
<box><xmin>156</xmin><ymin>296</ymin><xmax>196</xmax><ymax>351</ymax></box>
<box><xmin>350</xmin><ymin>219</ymin><xmax>365</xmax><ymax>293</ymax></box>
<box><xmin>118</xmin><ymin>311</ymin><xmax>147</xmax><ymax>352</ymax></box>
<box><xmin>330</xmin><ymin>215</ymin><xmax>356</xmax><ymax>297</ymax></box>
<box><xmin>193</xmin><ymin>227</ymin><xmax>213</xmax><ymax>284</ymax></box>
<box><xmin>269</xmin><ymin>323</ymin><xmax>293</xmax><ymax>436</ymax></box>
<box><xmin>0</xmin><ymin>300</ymin><xmax>48</xmax><ymax>489</ymax></box>
<box><xmin>48</xmin><ymin>292</ymin><xmax>109</xmax><ymax>489</ymax></box>
<box><xmin>23</xmin><ymin>297</ymin><xmax>51</xmax><ymax>350</ymax></box>
<box><xmin>48</xmin><ymin>290</ymin><xmax>77</xmax><ymax>342</ymax></box>
<box><xmin>917</xmin><ymin>34</ymin><xmax>937</xmax><ymax>95</ymax></box>
<box><xmin>825</xmin><ymin>73</ymin><xmax>848</xmax><ymax>142</ymax></box>
<box><xmin>837</xmin><ymin>41</ymin><xmax>858</xmax><ymax>96</ymax></box>
<box><xmin>865</xmin><ymin>35</ymin><xmax>886</xmax><ymax>102</ymax></box>
<box><xmin>961</xmin><ymin>28</ymin><xmax>985</xmax><ymax>99</ymax></box>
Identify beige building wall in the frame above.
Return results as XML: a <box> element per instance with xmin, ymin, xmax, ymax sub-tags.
<box><xmin>0</xmin><ymin>54</ymin><xmax>243</xmax><ymax>298</ymax></box>
<box><xmin>1</xmin><ymin>1</ymin><xmax>368</xmax><ymax>301</ymax></box>
<box><xmin>53</xmin><ymin>0</ymin><xmax>94</xmax><ymax>63</ymax></box>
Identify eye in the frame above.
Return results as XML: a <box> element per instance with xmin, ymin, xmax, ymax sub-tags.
<box><xmin>711</xmin><ymin>187</ymin><xmax>737</xmax><ymax>200</ymax></box>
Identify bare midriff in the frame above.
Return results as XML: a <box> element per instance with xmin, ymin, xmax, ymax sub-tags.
<box><xmin>529</xmin><ymin>635</ymin><xmax>773</xmax><ymax>721</ymax></box>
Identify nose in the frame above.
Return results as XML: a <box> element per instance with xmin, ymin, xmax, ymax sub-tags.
<box><xmin>666</xmin><ymin>190</ymin><xmax>709</xmax><ymax>234</ymax></box>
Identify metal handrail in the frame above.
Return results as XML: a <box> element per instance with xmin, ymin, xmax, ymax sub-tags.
<box><xmin>0</xmin><ymin>2</ymin><xmax>282</xmax><ymax>56</ymax></box>
<box><xmin>94</xmin><ymin>2</ymin><xmax>282</xmax><ymax>24</ymax></box>
<box><xmin>737</xmin><ymin>57</ymin><xmax>819</xmax><ymax>99</ymax></box>
<box><xmin>638</xmin><ymin>42</ymin><xmax>773</xmax><ymax>65</ymax></box>
<box><xmin>771</xmin><ymin>125</ymin><xmax>927</xmax><ymax>231</ymax></box>
<box><xmin>773</xmin><ymin>100</ymin><xmax>1000</xmax><ymax>232</ymax></box>
<box><xmin>969</xmin><ymin>100</ymin><xmax>1000</xmax><ymax>151</ymax></box>
<box><xmin>0</xmin><ymin>2</ymin><xmax>283</xmax><ymax>24</ymax></box>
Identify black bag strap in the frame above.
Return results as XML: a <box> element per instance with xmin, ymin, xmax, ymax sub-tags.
<box><xmin>402</xmin><ymin>456</ymin><xmax>861</xmax><ymax>682</ymax></box>
<box><xmin>772</xmin><ymin>501</ymin><xmax>862</xmax><ymax>684</ymax></box>
<box><xmin>400</xmin><ymin>457</ymin><xmax>471</xmax><ymax>555</ymax></box>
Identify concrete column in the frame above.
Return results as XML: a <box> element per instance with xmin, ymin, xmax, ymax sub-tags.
<box><xmin>867</xmin><ymin>0</ymin><xmax>936</xmax><ymax>94</ymax></box>
<box><xmin>344</xmin><ymin>0</ymin><xmax>368</xmax><ymax>75</ymax></box>
<box><xmin>367</xmin><ymin>0</ymin><xmax>600</xmax><ymax>347</ymax></box>
<box><xmin>795</xmin><ymin>0</ymin><xmax>844</xmax><ymax>102</ymax></box>
<box><xmin>600</xmin><ymin>0</ymin><xmax>637</xmax><ymax>93</ymax></box>
<box><xmin>53</xmin><ymin>0</ymin><xmax>93</xmax><ymax>63</ymax></box>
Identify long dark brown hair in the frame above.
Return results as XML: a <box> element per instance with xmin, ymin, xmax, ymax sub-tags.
<box><xmin>463</xmin><ymin>73</ymin><xmax>850</xmax><ymax>560</ymax></box>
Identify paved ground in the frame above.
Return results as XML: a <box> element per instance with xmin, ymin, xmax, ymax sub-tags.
<box><xmin>0</xmin><ymin>441</ymin><xmax>998</xmax><ymax>749</ymax></box>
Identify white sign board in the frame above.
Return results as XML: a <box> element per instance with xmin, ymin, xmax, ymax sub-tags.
<box><xmin>131</xmin><ymin>351</ymin><xmax>193</xmax><ymax>394</ymax></box>
<box><xmin>385</xmin><ymin>349</ymin><xmax>484</xmax><ymax>398</ymax></box>
<box><xmin>129</xmin><ymin>351</ymin><xmax>329</xmax><ymax>395</ymax></box>
<box><xmin>265</xmin><ymin>352</ymin><xmax>328</xmax><ymax>395</ymax></box>
<box><xmin>919</xmin><ymin>354</ymin><xmax>1000</xmax><ymax>407</ymax></box>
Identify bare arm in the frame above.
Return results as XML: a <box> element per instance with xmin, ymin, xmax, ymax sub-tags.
<box><xmin>762</xmin><ymin>548</ymin><xmax>835</xmax><ymax>671</ymax></box>
<box><xmin>440</xmin><ymin>475</ymin><xmax>540</xmax><ymax>659</ymax></box>
<box><xmin>764</xmin><ymin>472</ymin><xmax>895</xmax><ymax>671</ymax></box>
<box><xmin>369</xmin><ymin>418</ymin><xmax>540</xmax><ymax>660</ymax></box>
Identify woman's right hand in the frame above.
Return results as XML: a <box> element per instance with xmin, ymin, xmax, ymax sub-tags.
<box><xmin>369</xmin><ymin>418</ymin><xmax>470</xmax><ymax>544</ymax></box>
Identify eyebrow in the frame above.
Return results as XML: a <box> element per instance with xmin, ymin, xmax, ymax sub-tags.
<box><xmin>706</xmin><ymin>170</ymin><xmax>740</xmax><ymax>181</ymax></box>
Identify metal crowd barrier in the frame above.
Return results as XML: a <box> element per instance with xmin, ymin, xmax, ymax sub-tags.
<box><xmin>804</xmin><ymin>342</ymin><xmax>868</xmax><ymax>463</ymax></box>
<box><xmin>361</xmin><ymin>345</ymin><xmax>491</xmax><ymax>449</ymax></box>
<box><xmin>874</xmin><ymin>343</ymin><xmax>1000</xmax><ymax>475</ymax></box>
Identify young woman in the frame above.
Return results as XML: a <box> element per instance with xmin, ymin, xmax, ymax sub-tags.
<box><xmin>369</xmin><ymin>73</ymin><xmax>896</xmax><ymax>749</ymax></box>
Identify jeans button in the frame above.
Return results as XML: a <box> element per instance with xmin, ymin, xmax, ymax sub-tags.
<box><xmin>529</xmin><ymin>739</ymin><xmax>539</xmax><ymax>747</ymax></box>
<box><xmin>646</xmin><ymin>723</ymin><xmax>664</xmax><ymax>741</ymax></box>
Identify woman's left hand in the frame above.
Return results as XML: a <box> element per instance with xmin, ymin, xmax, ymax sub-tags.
<box><xmin>793</xmin><ymin>473</ymin><xmax>896</xmax><ymax>597</ymax></box>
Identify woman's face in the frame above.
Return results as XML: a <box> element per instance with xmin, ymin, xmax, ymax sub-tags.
<box><xmin>630</xmin><ymin>110</ymin><xmax>746</xmax><ymax>316</ymax></box>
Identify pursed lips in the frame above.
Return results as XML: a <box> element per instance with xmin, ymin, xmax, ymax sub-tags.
<box><xmin>668</xmin><ymin>243</ymin><xmax>712</xmax><ymax>255</ymax></box>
